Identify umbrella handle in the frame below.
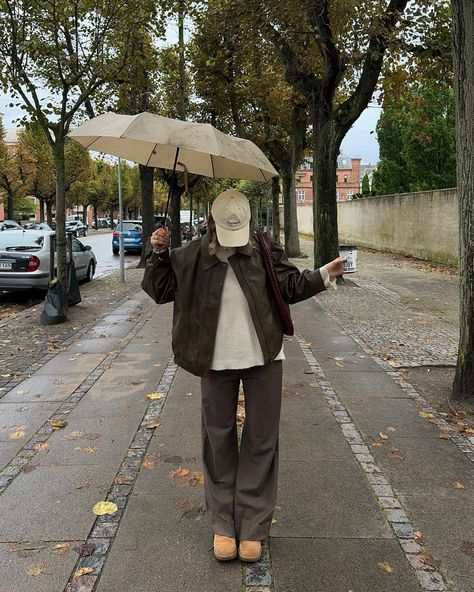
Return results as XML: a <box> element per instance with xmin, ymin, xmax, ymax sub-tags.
<box><xmin>163</xmin><ymin>147</ymin><xmax>180</xmax><ymax>227</ymax></box>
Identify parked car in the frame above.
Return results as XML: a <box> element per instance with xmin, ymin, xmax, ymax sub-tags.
<box><xmin>23</xmin><ymin>222</ymin><xmax>53</xmax><ymax>231</ymax></box>
<box><xmin>66</xmin><ymin>220</ymin><xmax>88</xmax><ymax>237</ymax></box>
<box><xmin>112</xmin><ymin>220</ymin><xmax>142</xmax><ymax>255</ymax></box>
<box><xmin>0</xmin><ymin>230</ymin><xmax>96</xmax><ymax>292</ymax></box>
<box><xmin>92</xmin><ymin>218</ymin><xmax>110</xmax><ymax>229</ymax></box>
<box><xmin>0</xmin><ymin>220</ymin><xmax>22</xmax><ymax>231</ymax></box>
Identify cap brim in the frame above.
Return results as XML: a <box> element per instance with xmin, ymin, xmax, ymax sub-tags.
<box><xmin>215</xmin><ymin>223</ymin><xmax>250</xmax><ymax>247</ymax></box>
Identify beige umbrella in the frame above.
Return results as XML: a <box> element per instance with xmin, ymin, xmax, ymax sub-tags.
<box><xmin>68</xmin><ymin>112</ymin><xmax>278</xmax><ymax>182</ymax></box>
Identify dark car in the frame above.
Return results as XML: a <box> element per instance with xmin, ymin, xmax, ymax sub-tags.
<box><xmin>112</xmin><ymin>220</ymin><xmax>142</xmax><ymax>255</ymax></box>
<box><xmin>65</xmin><ymin>220</ymin><xmax>88</xmax><ymax>237</ymax></box>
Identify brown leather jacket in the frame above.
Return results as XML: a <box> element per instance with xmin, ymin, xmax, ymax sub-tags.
<box><xmin>141</xmin><ymin>234</ymin><xmax>326</xmax><ymax>377</ymax></box>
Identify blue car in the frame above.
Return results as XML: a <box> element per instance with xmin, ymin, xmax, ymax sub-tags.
<box><xmin>112</xmin><ymin>220</ymin><xmax>143</xmax><ymax>255</ymax></box>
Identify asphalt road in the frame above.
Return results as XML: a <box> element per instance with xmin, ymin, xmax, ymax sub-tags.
<box><xmin>80</xmin><ymin>230</ymin><xmax>140</xmax><ymax>279</ymax></box>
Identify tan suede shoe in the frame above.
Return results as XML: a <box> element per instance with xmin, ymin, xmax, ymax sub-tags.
<box><xmin>213</xmin><ymin>534</ymin><xmax>237</xmax><ymax>561</ymax></box>
<box><xmin>239</xmin><ymin>540</ymin><xmax>262</xmax><ymax>562</ymax></box>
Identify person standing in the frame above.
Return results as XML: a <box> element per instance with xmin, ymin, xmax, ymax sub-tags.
<box><xmin>142</xmin><ymin>189</ymin><xmax>345</xmax><ymax>562</ymax></box>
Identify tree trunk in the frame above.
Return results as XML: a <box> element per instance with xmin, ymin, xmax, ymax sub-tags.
<box><xmin>452</xmin><ymin>0</ymin><xmax>474</xmax><ymax>401</ymax></box>
<box><xmin>178</xmin><ymin>0</ymin><xmax>186</xmax><ymax>120</ymax></box>
<box><xmin>46</xmin><ymin>201</ymin><xmax>53</xmax><ymax>226</ymax></box>
<box><xmin>170</xmin><ymin>180</ymin><xmax>183</xmax><ymax>249</ymax></box>
<box><xmin>39</xmin><ymin>198</ymin><xmax>45</xmax><ymax>222</ymax></box>
<box><xmin>281</xmin><ymin>163</ymin><xmax>300</xmax><ymax>257</ymax></box>
<box><xmin>7</xmin><ymin>189</ymin><xmax>14</xmax><ymax>220</ymax></box>
<box><xmin>271</xmin><ymin>176</ymin><xmax>280</xmax><ymax>244</ymax></box>
<box><xmin>138</xmin><ymin>164</ymin><xmax>155</xmax><ymax>267</ymax></box>
<box><xmin>53</xmin><ymin>138</ymin><xmax>68</xmax><ymax>313</ymax></box>
<box><xmin>312</xmin><ymin>110</ymin><xmax>341</xmax><ymax>268</ymax></box>
<box><xmin>82</xmin><ymin>207</ymin><xmax>87</xmax><ymax>226</ymax></box>
<box><xmin>93</xmin><ymin>205</ymin><xmax>98</xmax><ymax>231</ymax></box>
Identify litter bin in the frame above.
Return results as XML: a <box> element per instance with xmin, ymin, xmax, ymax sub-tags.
<box><xmin>339</xmin><ymin>245</ymin><xmax>358</xmax><ymax>273</ymax></box>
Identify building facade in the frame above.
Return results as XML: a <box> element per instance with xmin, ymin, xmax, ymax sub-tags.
<box><xmin>295</xmin><ymin>153</ymin><xmax>362</xmax><ymax>204</ymax></box>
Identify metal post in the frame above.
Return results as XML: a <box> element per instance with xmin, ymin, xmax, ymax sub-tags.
<box><xmin>118</xmin><ymin>157</ymin><xmax>125</xmax><ymax>283</ymax></box>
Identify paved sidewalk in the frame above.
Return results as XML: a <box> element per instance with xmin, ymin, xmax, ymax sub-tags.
<box><xmin>0</xmin><ymin>262</ymin><xmax>472</xmax><ymax>591</ymax></box>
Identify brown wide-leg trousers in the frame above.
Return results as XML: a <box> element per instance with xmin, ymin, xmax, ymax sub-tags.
<box><xmin>200</xmin><ymin>360</ymin><xmax>283</xmax><ymax>541</ymax></box>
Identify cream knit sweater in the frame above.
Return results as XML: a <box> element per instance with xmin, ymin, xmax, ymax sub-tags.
<box><xmin>210</xmin><ymin>247</ymin><xmax>335</xmax><ymax>371</ymax></box>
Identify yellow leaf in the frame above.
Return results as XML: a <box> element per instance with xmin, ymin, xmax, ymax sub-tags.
<box><xmin>52</xmin><ymin>543</ymin><xmax>70</xmax><ymax>556</ymax></box>
<box><xmin>50</xmin><ymin>419</ymin><xmax>67</xmax><ymax>429</ymax></box>
<box><xmin>145</xmin><ymin>422</ymin><xmax>161</xmax><ymax>429</ymax></box>
<box><xmin>92</xmin><ymin>501</ymin><xmax>118</xmax><ymax>516</ymax></box>
<box><xmin>414</xmin><ymin>530</ymin><xmax>423</xmax><ymax>541</ymax></box>
<box><xmin>387</xmin><ymin>426</ymin><xmax>396</xmax><ymax>432</ymax></box>
<box><xmin>82</xmin><ymin>447</ymin><xmax>99</xmax><ymax>454</ymax></box>
<box><xmin>335</xmin><ymin>362</ymin><xmax>344</xmax><ymax>368</ymax></box>
<box><xmin>9</xmin><ymin>427</ymin><xmax>26</xmax><ymax>440</ymax></box>
<box><xmin>379</xmin><ymin>432</ymin><xmax>389</xmax><ymax>440</ymax></box>
<box><xmin>146</xmin><ymin>392</ymin><xmax>165</xmax><ymax>400</ymax></box>
<box><xmin>452</xmin><ymin>481</ymin><xmax>465</xmax><ymax>489</ymax></box>
<box><xmin>377</xmin><ymin>561</ymin><xmax>395</xmax><ymax>574</ymax></box>
<box><xmin>309</xmin><ymin>382</ymin><xmax>320</xmax><ymax>388</ymax></box>
<box><xmin>184</xmin><ymin>392</ymin><xmax>192</xmax><ymax>396</ymax></box>
<box><xmin>271</xmin><ymin>517</ymin><xmax>277</xmax><ymax>524</ymax></box>
<box><xmin>74</xmin><ymin>567</ymin><xmax>94</xmax><ymax>577</ymax></box>
<box><xmin>371</xmin><ymin>442</ymin><xmax>384</xmax><ymax>448</ymax></box>
<box><xmin>438</xmin><ymin>432</ymin><xmax>450</xmax><ymax>440</ymax></box>
<box><xmin>27</xmin><ymin>562</ymin><xmax>46</xmax><ymax>576</ymax></box>
<box><xmin>143</xmin><ymin>460</ymin><xmax>156</xmax><ymax>469</ymax></box>
<box><xmin>34</xmin><ymin>442</ymin><xmax>49</xmax><ymax>452</ymax></box>
<box><xmin>419</xmin><ymin>411</ymin><xmax>434</xmax><ymax>419</ymax></box>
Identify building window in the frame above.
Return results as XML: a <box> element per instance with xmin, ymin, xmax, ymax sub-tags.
<box><xmin>336</xmin><ymin>175</ymin><xmax>339</xmax><ymax>182</ymax></box>
<box><xmin>297</xmin><ymin>189</ymin><xmax>306</xmax><ymax>201</ymax></box>
<box><xmin>347</xmin><ymin>190</ymin><xmax>353</xmax><ymax>200</ymax></box>
<box><xmin>310</xmin><ymin>175</ymin><xmax>313</xmax><ymax>181</ymax></box>
<box><xmin>344</xmin><ymin>175</ymin><xmax>348</xmax><ymax>183</ymax></box>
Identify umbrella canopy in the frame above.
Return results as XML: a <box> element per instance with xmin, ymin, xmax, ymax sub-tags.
<box><xmin>68</xmin><ymin>112</ymin><xmax>278</xmax><ymax>182</ymax></box>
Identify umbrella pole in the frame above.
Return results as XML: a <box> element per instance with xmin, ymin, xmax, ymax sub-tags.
<box><xmin>163</xmin><ymin>147</ymin><xmax>180</xmax><ymax>227</ymax></box>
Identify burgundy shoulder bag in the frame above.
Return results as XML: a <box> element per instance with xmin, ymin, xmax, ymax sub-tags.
<box><xmin>256</xmin><ymin>231</ymin><xmax>294</xmax><ymax>336</ymax></box>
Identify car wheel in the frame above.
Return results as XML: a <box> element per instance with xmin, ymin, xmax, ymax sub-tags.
<box><xmin>86</xmin><ymin>261</ymin><xmax>95</xmax><ymax>282</ymax></box>
<box><xmin>113</xmin><ymin>248</ymin><xmax>119</xmax><ymax>255</ymax></box>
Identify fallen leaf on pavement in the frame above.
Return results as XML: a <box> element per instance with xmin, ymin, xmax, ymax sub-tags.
<box><xmin>21</xmin><ymin>464</ymin><xmax>39</xmax><ymax>474</ymax></box>
<box><xmin>82</xmin><ymin>447</ymin><xmax>99</xmax><ymax>454</ymax></box>
<box><xmin>377</xmin><ymin>561</ymin><xmax>395</xmax><ymax>574</ymax></box>
<box><xmin>371</xmin><ymin>442</ymin><xmax>384</xmax><ymax>448</ymax></box>
<box><xmin>9</xmin><ymin>427</ymin><xmax>26</xmax><ymax>440</ymax></box>
<box><xmin>438</xmin><ymin>432</ymin><xmax>450</xmax><ymax>440</ymax></box>
<box><xmin>169</xmin><ymin>467</ymin><xmax>190</xmax><ymax>479</ymax></box>
<box><xmin>50</xmin><ymin>419</ymin><xmax>68</xmax><ymax>429</ymax></box>
<box><xmin>34</xmin><ymin>443</ymin><xmax>49</xmax><ymax>452</ymax></box>
<box><xmin>52</xmin><ymin>543</ymin><xmax>70</xmax><ymax>556</ymax></box>
<box><xmin>335</xmin><ymin>362</ymin><xmax>344</xmax><ymax>368</ymax></box>
<box><xmin>387</xmin><ymin>426</ymin><xmax>396</xmax><ymax>432</ymax></box>
<box><xmin>419</xmin><ymin>411</ymin><xmax>434</xmax><ymax>419</ymax></box>
<box><xmin>461</xmin><ymin>541</ymin><xmax>474</xmax><ymax>558</ymax></box>
<box><xmin>451</xmin><ymin>481</ymin><xmax>465</xmax><ymax>489</ymax></box>
<box><xmin>414</xmin><ymin>530</ymin><xmax>423</xmax><ymax>541</ymax></box>
<box><xmin>379</xmin><ymin>432</ymin><xmax>389</xmax><ymax>440</ymax></box>
<box><xmin>309</xmin><ymin>382</ymin><xmax>320</xmax><ymax>388</ymax></box>
<box><xmin>146</xmin><ymin>392</ymin><xmax>164</xmax><ymax>400</ymax></box>
<box><xmin>74</xmin><ymin>543</ymin><xmax>96</xmax><ymax>557</ymax></box>
<box><xmin>145</xmin><ymin>422</ymin><xmax>161</xmax><ymax>429</ymax></box>
<box><xmin>387</xmin><ymin>447</ymin><xmax>407</xmax><ymax>460</ymax></box>
<box><xmin>421</xmin><ymin>550</ymin><xmax>441</xmax><ymax>569</ymax></box>
<box><xmin>77</xmin><ymin>481</ymin><xmax>92</xmax><ymax>489</ymax></box>
<box><xmin>74</xmin><ymin>567</ymin><xmax>94</xmax><ymax>577</ymax></box>
<box><xmin>271</xmin><ymin>517</ymin><xmax>277</xmax><ymax>524</ymax></box>
<box><xmin>27</xmin><ymin>562</ymin><xmax>46</xmax><ymax>576</ymax></box>
<box><xmin>63</xmin><ymin>431</ymin><xmax>84</xmax><ymax>440</ymax></box>
<box><xmin>92</xmin><ymin>501</ymin><xmax>118</xmax><ymax>516</ymax></box>
<box><xmin>143</xmin><ymin>460</ymin><xmax>156</xmax><ymax>469</ymax></box>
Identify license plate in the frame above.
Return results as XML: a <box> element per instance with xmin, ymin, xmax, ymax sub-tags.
<box><xmin>0</xmin><ymin>261</ymin><xmax>12</xmax><ymax>270</ymax></box>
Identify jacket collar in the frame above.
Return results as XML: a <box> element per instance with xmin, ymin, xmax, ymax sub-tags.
<box><xmin>200</xmin><ymin>233</ymin><xmax>253</xmax><ymax>271</ymax></box>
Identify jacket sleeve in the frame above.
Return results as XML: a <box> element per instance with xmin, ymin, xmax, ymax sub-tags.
<box><xmin>141</xmin><ymin>249</ymin><xmax>176</xmax><ymax>304</ymax></box>
<box><xmin>270</xmin><ymin>240</ymin><xmax>326</xmax><ymax>304</ymax></box>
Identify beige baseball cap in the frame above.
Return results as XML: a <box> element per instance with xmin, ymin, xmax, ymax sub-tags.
<box><xmin>211</xmin><ymin>189</ymin><xmax>251</xmax><ymax>247</ymax></box>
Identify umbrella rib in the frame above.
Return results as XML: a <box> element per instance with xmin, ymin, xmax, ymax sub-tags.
<box><xmin>146</xmin><ymin>143</ymin><xmax>158</xmax><ymax>167</ymax></box>
<box><xmin>210</xmin><ymin>154</ymin><xmax>215</xmax><ymax>178</ymax></box>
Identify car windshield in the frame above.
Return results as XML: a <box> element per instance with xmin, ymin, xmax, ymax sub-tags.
<box><xmin>0</xmin><ymin>233</ymin><xmax>45</xmax><ymax>251</ymax></box>
<box><xmin>121</xmin><ymin>222</ymin><xmax>142</xmax><ymax>232</ymax></box>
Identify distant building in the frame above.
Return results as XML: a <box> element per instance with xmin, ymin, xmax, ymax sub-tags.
<box><xmin>360</xmin><ymin>162</ymin><xmax>378</xmax><ymax>190</ymax></box>
<box><xmin>295</xmin><ymin>153</ymin><xmax>362</xmax><ymax>203</ymax></box>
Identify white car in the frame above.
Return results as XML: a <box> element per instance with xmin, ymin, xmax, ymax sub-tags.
<box><xmin>66</xmin><ymin>220</ymin><xmax>88</xmax><ymax>237</ymax></box>
<box><xmin>0</xmin><ymin>230</ymin><xmax>96</xmax><ymax>292</ymax></box>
